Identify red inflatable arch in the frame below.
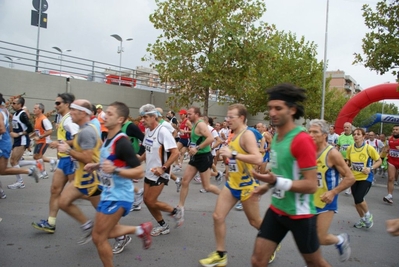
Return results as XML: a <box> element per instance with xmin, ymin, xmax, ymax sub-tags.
<box><xmin>334</xmin><ymin>83</ymin><xmax>399</xmax><ymax>133</ymax></box>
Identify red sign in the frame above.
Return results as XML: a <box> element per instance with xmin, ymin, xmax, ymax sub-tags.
<box><xmin>105</xmin><ymin>75</ymin><xmax>136</xmax><ymax>87</ymax></box>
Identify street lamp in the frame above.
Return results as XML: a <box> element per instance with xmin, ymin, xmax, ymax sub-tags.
<box><xmin>4</xmin><ymin>56</ymin><xmax>21</xmax><ymax>68</ymax></box>
<box><xmin>380</xmin><ymin>101</ymin><xmax>385</xmax><ymax>134</ymax></box>
<box><xmin>110</xmin><ymin>34</ymin><xmax>133</xmax><ymax>86</ymax></box>
<box><xmin>52</xmin><ymin>46</ymin><xmax>71</xmax><ymax>76</ymax></box>
<box><xmin>321</xmin><ymin>0</ymin><xmax>330</xmax><ymax>120</ymax></box>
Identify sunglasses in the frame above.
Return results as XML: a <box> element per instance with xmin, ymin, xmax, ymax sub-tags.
<box><xmin>55</xmin><ymin>101</ymin><xmax>63</xmax><ymax>106</ymax></box>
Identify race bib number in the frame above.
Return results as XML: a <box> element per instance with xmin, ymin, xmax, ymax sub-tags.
<box><xmin>272</xmin><ymin>188</ymin><xmax>285</xmax><ymax>199</ymax></box>
<box><xmin>228</xmin><ymin>159</ymin><xmax>238</xmax><ymax>173</ymax></box>
<box><xmin>144</xmin><ymin>138</ymin><xmax>154</xmax><ymax>154</ymax></box>
<box><xmin>12</xmin><ymin>121</ymin><xmax>18</xmax><ymax>129</ymax></box>
<box><xmin>389</xmin><ymin>149</ymin><xmax>399</xmax><ymax>158</ymax></box>
<box><xmin>99</xmin><ymin>170</ymin><xmax>114</xmax><ymax>188</ymax></box>
<box><xmin>340</xmin><ymin>144</ymin><xmax>349</xmax><ymax>152</ymax></box>
<box><xmin>317</xmin><ymin>172</ymin><xmax>323</xmax><ymax>188</ymax></box>
<box><xmin>351</xmin><ymin>162</ymin><xmax>364</xmax><ymax>172</ymax></box>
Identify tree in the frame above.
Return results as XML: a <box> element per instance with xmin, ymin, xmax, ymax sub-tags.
<box><xmin>145</xmin><ymin>0</ymin><xmax>328</xmax><ymax>117</ymax></box>
<box><xmin>145</xmin><ymin>0</ymin><xmax>269</xmax><ymax>115</ymax></box>
<box><xmin>323</xmin><ymin>86</ymin><xmax>349</xmax><ymax>124</ymax></box>
<box><xmin>354</xmin><ymin>0</ymin><xmax>399</xmax><ymax>78</ymax></box>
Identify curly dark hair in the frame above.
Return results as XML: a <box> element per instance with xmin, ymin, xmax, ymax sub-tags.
<box><xmin>267</xmin><ymin>83</ymin><xmax>306</xmax><ymax>120</ymax></box>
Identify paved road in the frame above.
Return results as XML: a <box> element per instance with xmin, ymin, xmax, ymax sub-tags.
<box><xmin>1</xmin><ymin>151</ymin><xmax>399</xmax><ymax>267</ymax></box>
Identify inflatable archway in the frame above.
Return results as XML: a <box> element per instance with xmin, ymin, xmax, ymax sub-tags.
<box><xmin>361</xmin><ymin>113</ymin><xmax>399</xmax><ymax>129</ymax></box>
<box><xmin>334</xmin><ymin>83</ymin><xmax>399</xmax><ymax>133</ymax></box>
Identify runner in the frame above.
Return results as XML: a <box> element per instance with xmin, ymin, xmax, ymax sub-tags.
<box><xmin>346</xmin><ymin>128</ymin><xmax>381</xmax><ymax>229</ymax></box>
<box><xmin>337</xmin><ymin>122</ymin><xmax>354</xmax><ymax>195</ymax></box>
<box><xmin>250</xmin><ymin>83</ymin><xmax>331</xmax><ymax>267</ymax></box>
<box><xmin>32</xmin><ymin>93</ymin><xmax>79</xmax><ymax>233</ymax></box>
<box><xmin>57</xmin><ymin>99</ymin><xmax>103</xmax><ymax>245</ymax></box>
<box><xmin>138</xmin><ymin>104</ymin><xmax>180</xmax><ymax>237</ymax></box>
<box><xmin>308</xmin><ymin>119</ymin><xmax>355</xmax><ymax>262</ymax></box>
<box><xmin>86</xmin><ymin>101</ymin><xmax>152</xmax><ymax>267</ymax></box>
<box><xmin>199</xmin><ymin>104</ymin><xmax>263</xmax><ymax>267</ymax></box>
<box><xmin>383</xmin><ymin>125</ymin><xmax>399</xmax><ymax>204</ymax></box>
<box><xmin>173</xmin><ymin>109</ymin><xmax>191</xmax><ymax>172</ymax></box>
<box><xmin>175</xmin><ymin>106</ymin><xmax>221</xmax><ymax>228</ymax></box>
<box><xmin>7</xmin><ymin>97</ymin><xmax>39</xmax><ymax>189</ymax></box>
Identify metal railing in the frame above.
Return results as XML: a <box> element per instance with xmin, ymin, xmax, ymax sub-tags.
<box><xmin>0</xmin><ymin>40</ymin><xmax>167</xmax><ymax>92</ymax></box>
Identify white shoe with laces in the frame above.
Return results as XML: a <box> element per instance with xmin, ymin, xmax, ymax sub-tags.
<box><xmin>7</xmin><ymin>181</ymin><xmax>25</xmax><ymax>189</ymax></box>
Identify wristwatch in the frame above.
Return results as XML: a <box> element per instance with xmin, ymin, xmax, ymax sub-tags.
<box><xmin>232</xmin><ymin>150</ymin><xmax>238</xmax><ymax>159</ymax></box>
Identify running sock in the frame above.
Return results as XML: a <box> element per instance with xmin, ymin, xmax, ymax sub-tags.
<box><xmin>336</xmin><ymin>235</ymin><xmax>344</xmax><ymax>245</ymax></box>
<box><xmin>135</xmin><ymin>226</ymin><xmax>144</xmax><ymax>236</ymax></box>
<box><xmin>386</xmin><ymin>194</ymin><xmax>393</xmax><ymax>198</ymax></box>
<box><xmin>158</xmin><ymin>219</ymin><xmax>166</xmax><ymax>226</ymax></box>
<box><xmin>217</xmin><ymin>251</ymin><xmax>226</xmax><ymax>258</ymax></box>
<box><xmin>13</xmin><ymin>165</ymin><xmax>23</xmax><ymax>183</ymax></box>
<box><xmin>19</xmin><ymin>160</ymin><xmax>36</xmax><ymax>167</ymax></box>
<box><xmin>364</xmin><ymin>211</ymin><xmax>370</xmax><ymax>217</ymax></box>
<box><xmin>116</xmin><ymin>235</ymin><xmax>126</xmax><ymax>241</ymax></box>
<box><xmin>48</xmin><ymin>216</ymin><xmax>56</xmax><ymax>226</ymax></box>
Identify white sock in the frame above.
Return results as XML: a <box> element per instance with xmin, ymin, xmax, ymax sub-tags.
<box><xmin>19</xmin><ymin>160</ymin><xmax>36</xmax><ymax>167</ymax></box>
<box><xmin>387</xmin><ymin>194</ymin><xmax>392</xmax><ymax>198</ymax></box>
<box><xmin>364</xmin><ymin>211</ymin><xmax>370</xmax><ymax>218</ymax></box>
<box><xmin>336</xmin><ymin>235</ymin><xmax>344</xmax><ymax>245</ymax></box>
<box><xmin>135</xmin><ymin>226</ymin><xmax>144</xmax><ymax>236</ymax></box>
<box><xmin>13</xmin><ymin>165</ymin><xmax>23</xmax><ymax>182</ymax></box>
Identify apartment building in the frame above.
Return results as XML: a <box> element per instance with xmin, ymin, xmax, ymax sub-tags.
<box><xmin>327</xmin><ymin>70</ymin><xmax>362</xmax><ymax>96</ymax></box>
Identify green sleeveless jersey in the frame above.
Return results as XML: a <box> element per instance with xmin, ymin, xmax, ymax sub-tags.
<box><xmin>121</xmin><ymin>121</ymin><xmax>141</xmax><ymax>154</ymax></box>
<box><xmin>190</xmin><ymin>120</ymin><xmax>211</xmax><ymax>154</ymax></box>
<box><xmin>269</xmin><ymin>126</ymin><xmax>316</xmax><ymax>216</ymax></box>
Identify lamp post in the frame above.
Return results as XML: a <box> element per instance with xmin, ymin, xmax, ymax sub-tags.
<box><xmin>52</xmin><ymin>46</ymin><xmax>71</xmax><ymax>76</ymax></box>
<box><xmin>321</xmin><ymin>0</ymin><xmax>330</xmax><ymax>120</ymax></box>
<box><xmin>380</xmin><ymin>101</ymin><xmax>385</xmax><ymax>134</ymax></box>
<box><xmin>110</xmin><ymin>34</ymin><xmax>133</xmax><ymax>86</ymax></box>
<box><xmin>4</xmin><ymin>56</ymin><xmax>21</xmax><ymax>68</ymax></box>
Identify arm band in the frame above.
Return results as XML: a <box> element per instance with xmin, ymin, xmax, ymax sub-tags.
<box><xmin>275</xmin><ymin>177</ymin><xmax>293</xmax><ymax>191</ymax></box>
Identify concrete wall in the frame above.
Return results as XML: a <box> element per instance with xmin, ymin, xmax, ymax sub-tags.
<box><xmin>0</xmin><ymin>66</ymin><xmax>268</xmax><ymax>126</ymax></box>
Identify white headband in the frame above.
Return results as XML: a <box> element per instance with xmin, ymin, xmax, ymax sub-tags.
<box><xmin>140</xmin><ymin>110</ymin><xmax>158</xmax><ymax>116</ymax></box>
<box><xmin>70</xmin><ymin>103</ymin><xmax>92</xmax><ymax>115</ymax></box>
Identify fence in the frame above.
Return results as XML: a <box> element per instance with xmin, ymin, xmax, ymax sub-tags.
<box><xmin>0</xmin><ymin>40</ymin><xmax>167</xmax><ymax>93</ymax></box>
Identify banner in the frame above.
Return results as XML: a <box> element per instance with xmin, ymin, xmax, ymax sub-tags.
<box><xmin>362</xmin><ymin>113</ymin><xmax>399</xmax><ymax>129</ymax></box>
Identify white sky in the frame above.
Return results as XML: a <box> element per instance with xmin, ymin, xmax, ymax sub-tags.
<box><xmin>0</xmin><ymin>0</ymin><xmax>397</xmax><ymax>106</ymax></box>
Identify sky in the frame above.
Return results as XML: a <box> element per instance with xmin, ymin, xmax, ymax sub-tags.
<box><xmin>0</xmin><ymin>0</ymin><xmax>396</xmax><ymax>106</ymax></box>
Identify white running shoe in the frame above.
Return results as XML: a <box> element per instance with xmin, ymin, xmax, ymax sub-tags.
<box><xmin>151</xmin><ymin>224</ymin><xmax>170</xmax><ymax>236</ymax></box>
<box><xmin>215</xmin><ymin>171</ymin><xmax>223</xmax><ymax>185</ymax></box>
<box><xmin>336</xmin><ymin>233</ymin><xmax>351</xmax><ymax>262</ymax></box>
<box><xmin>193</xmin><ymin>173</ymin><xmax>201</xmax><ymax>183</ymax></box>
<box><xmin>174</xmin><ymin>206</ymin><xmax>184</xmax><ymax>228</ymax></box>
<box><xmin>29</xmin><ymin>166</ymin><xmax>40</xmax><ymax>183</ymax></box>
<box><xmin>50</xmin><ymin>159</ymin><xmax>58</xmax><ymax>172</ymax></box>
<box><xmin>112</xmin><ymin>235</ymin><xmax>132</xmax><ymax>254</ymax></box>
<box><xmin>345</xmin><ymin>188</ymin><xmax>351</xmax><ymax>195</ymax></box>
<box><xmin>175</xmin><ymin>177</ymin><xmax>182</xmax><ymax>192</ymax></box>
<box><xmin>131</xmin><ymin>188</ymin><xmax>144</xmax><ymax>211</ymax></box>
<box><xmin>7</xmin><ymin>181</ymin><xmax>25</xmax><ymax>189</ymax></box>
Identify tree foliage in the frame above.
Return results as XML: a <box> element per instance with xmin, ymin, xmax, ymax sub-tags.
<box><xmin>145</xmin><ymin>0</ymin><xmax>339</xmax><ymax>119</ymax></box>
<box><xmin>354</xmin><ymin>0</ymin><xmax>399</xmax><ymax>78</ymax></box>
